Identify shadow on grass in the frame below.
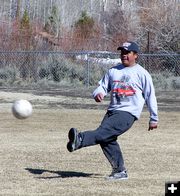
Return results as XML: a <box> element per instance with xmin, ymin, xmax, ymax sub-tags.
<box><xmin>25</xmin><ymin>168</ymin><xmax>100</xmax><ymax>179</ymax></box>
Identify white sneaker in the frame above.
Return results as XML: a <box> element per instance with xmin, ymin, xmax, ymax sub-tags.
<box><xmin>106</xmin><ymin>170</ymin><xmax>128</xmax><ymax>180</ymax></box>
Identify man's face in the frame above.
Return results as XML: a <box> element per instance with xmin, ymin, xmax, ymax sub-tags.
<box><xmin>120</xmin><ymin>49</ymin><xmax>138</xmax><ymax>67</ymax></box>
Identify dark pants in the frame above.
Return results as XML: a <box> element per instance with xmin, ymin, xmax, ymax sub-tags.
<box><xmin>80</xmin><ymin>110</ymin><xmax>136</xmax><ymax>172</ymax></box>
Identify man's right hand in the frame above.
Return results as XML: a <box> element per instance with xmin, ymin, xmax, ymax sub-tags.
<box><xmin>148</xmin><ymin>122</ymin><xmax>158</xmax><ymax>131</ymax></box>
<box><xmin>94</xmin><ymin>93</ymin><xmax>104</xmax><ymax>102</ymax></box>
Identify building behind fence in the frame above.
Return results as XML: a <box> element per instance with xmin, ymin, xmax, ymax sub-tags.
<box><xmin>0</xmin><ymin>51</ymin><xmax>179</xmax><ymax>90</ymax></box>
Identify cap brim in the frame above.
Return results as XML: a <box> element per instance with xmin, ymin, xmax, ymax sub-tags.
<box><xmin>117</xmin><ymin>46</ymin><xmax>124</xmax><ymax>50</ymax></box>
<box><xmin>117</xmin><ymin>47</ymin><xmax>139</xmax><ymax>53</ymax></box>
<box><xmin>117</xmin><ymin>47</ymin><xmax>129</xmax><ymax>51</ymax></box>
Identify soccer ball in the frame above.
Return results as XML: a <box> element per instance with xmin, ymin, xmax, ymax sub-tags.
<box><xmin>12</xmin><ymin>99</ymin><xmax>33</xmax><ymax>119</ymax></box>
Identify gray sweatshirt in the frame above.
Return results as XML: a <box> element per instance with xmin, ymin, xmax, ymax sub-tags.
<box><xmin>93</xmin><ymin>63</ymin><xmax>158</xmax><ymax>123</ymax></box>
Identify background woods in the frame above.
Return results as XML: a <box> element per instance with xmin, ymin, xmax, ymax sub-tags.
<box><xmin>0</xmin><ymin>0</ymin><xmax>179</xmax><ymax>52</ymax></box>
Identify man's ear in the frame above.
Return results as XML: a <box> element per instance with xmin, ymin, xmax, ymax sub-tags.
<box><xmin>134</xmin><ymin>53</ymin><xmax>138</xmax><ymax>60</ymax></box>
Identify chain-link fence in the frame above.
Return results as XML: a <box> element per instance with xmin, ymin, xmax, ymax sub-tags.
<box><xmin>0</xmin><ymin>51</ymin><xmax>179</xmax><ymax>90</ymax></box>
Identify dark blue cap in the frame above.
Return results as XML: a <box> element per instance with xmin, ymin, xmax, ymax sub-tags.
<box><xmin>117</xmin><ymin>41</ymin><xmax>139</xmax><ymax>53</ymax></box>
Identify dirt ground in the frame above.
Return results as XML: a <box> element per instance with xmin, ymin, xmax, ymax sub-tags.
<box><xmin>0</xmin><ymin>87</ymin><xmax>180</xmax><ymax>196</ymax></box>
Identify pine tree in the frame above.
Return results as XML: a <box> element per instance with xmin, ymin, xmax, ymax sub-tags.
<box><xmin>21</xmin><ymin>9</ymin><xmax>30</xmax><ymax>30</ymax></box>
<box><xmin>75</xmin><ymin>11</ymin><xmax>95</xmax><ymax>39</ymax></box>
<box><xmin>44</xmin><ymin>5</ymin><xmax>60</xmax><ymax>36</ymax></box>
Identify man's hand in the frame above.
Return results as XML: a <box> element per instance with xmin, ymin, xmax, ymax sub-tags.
<box><xmin>148</xmin><ymin>122</ymin><xmax>158</xmax><ymax>131</ymax></box>
<box><xmin>94</xmin><ymin>93</ymin><xmax>104</xmax><ymax>102</ymax></box>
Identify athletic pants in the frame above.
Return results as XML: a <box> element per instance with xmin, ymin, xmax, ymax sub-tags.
<box><xmin>80</xmin><ymin>110</ymin><xmax>136</xmax><ymax>172</ymax></box>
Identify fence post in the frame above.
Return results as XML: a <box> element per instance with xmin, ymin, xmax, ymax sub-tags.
<box><xmin>86</xmin><ymin>53</ymin><xmax>90</xmax><ymax>88</ymax></box>
<box><xmin>147</xmin><ymin>31</ymin><xmax>150</xmax><ymax>71</ymax></box>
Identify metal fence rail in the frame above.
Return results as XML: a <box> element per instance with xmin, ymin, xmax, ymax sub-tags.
<box><xmin>0</xmin><ymin>51</ymin><xmax>179</xmax><ymax>89</ymax></box>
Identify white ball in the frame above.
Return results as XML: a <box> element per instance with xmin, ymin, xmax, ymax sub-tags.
<box><xmin>12</xmin><ymin>99</ymin><xmax>33</xmax><ymax>119</ymax></box>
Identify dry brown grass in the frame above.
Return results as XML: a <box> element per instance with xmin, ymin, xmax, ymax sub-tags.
<box><xmin>0</xmin><ymin>91</ymin><xmax>180</xmax><ymax>196</ymax></box>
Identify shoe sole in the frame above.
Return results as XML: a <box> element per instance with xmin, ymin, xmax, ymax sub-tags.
<box><xmin>68</xmin><ymin>128</ymin><xmax>78</xmax><ymax>151</ymax></box>
<box><xmin>68</xmin><ymin>128</ymin><xmax>77</xmax><ymax>142</ymax></box>
<box><xmin>67</xmin><ymin>141</ymin><xmax>73</xmax><ymax>152</ymax></box>
<box><xmin>105</xmin><ymin>176</ymin><xmax>128</xmax><ymax>180</ymax></box>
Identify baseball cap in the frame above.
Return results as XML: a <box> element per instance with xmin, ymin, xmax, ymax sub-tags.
<box><xmin>117</xmin><ymin>41</ymin><xmax>139</xmax><ymax>53</ymax></box>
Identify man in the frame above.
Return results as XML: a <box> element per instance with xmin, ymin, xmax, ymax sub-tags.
<box><xmin>67</xmin><ymin>41</ymin><xmax>158</xmax><ymax>180</ymax></box>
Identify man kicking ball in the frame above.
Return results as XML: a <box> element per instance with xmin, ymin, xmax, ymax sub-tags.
<box><xmin>67</xmin><ymin>41</ymin><xmax>158</xmax><ymax>180</ymax></box>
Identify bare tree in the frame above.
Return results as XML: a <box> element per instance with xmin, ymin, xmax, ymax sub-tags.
<box><xmin>136</xmin><ymin>0</ymin><xmax>179</xmax><ymax>52</ymax></box>
<box><xmin>0</xmin><ymin>0</ymin><xmax>179</xmax><ymax>52</ymax></box>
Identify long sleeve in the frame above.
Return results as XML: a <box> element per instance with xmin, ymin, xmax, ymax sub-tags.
<box><xmin>93</xmin><ymin>72</ymin><xmax>111</xmax><ymax>98</ymax></box>
<box><xmin>142</xmin><ymin>73</ymin><xmax>158</xmax><ymax>123</ymax></box>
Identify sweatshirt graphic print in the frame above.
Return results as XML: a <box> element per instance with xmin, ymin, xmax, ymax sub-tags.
<box><xmin>111</xmin><ymin>75</ymin><xmax>136</xmax><ymax>105</ymax></box>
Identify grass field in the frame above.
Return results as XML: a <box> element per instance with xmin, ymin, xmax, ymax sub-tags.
<box><xmin>0</xmin><ymin>89</ymin><xmax>180</xmax><ymax>196</ymax></box>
